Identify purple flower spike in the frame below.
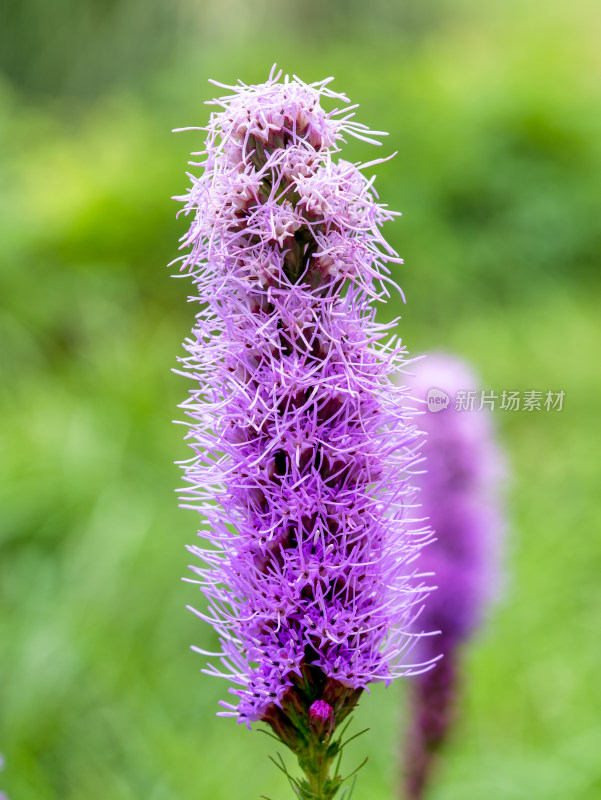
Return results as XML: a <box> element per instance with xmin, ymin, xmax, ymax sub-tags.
<box><xmin>173</xmin><ymin>67</ymin><xmax>429</xmax><ymax>799</ymax></box>
<box><xmin>403</xmin><ymin>354</ymin><xmax>505</xmax><ymax>799</ymax></box>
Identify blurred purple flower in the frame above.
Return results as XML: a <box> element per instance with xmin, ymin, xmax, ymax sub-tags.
<box><xmin>403</xmin><ymin>353</ymin><xmax>505</xmax><ymax>799</ymax></box>
<box><xmin>173</xmin><ymin>67</ymin><xmax>430</xmax><ymax>796</ymax></box>
<box><xmin>0</xmin><ymin>751</ymin><xmax>9</xmax><ymax>800</ymax></box>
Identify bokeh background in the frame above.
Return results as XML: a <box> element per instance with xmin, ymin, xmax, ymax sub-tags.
<box><xmin>1</xmin><ymin>1</ymin><xmax>600</xmax><ymax>798</ymax></box>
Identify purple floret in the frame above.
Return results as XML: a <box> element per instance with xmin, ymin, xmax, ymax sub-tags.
<box><xmin>174</xmin><ymin>68</ymin><xmax>430</xmax><ymax>729</ymax></box>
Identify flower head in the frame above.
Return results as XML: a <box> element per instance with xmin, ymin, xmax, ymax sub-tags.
<box><xmin>409</xmin><ymin>354</ymin><xmax>505</xmax><ymax>654</ymax></box>
<box><xmin>404</xmin><ymin>353</ymin><xmax>505</xmax><ymax>799</ymax></box>
<box><xmin>174</xmin><ymin>67</ymin><xmax>428</xmax><ymax>796</ymax></box>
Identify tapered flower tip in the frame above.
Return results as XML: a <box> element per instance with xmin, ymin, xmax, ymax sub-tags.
<box><xmin>202</xmin><ymin>71</ymin><xmax>354</xmax><ymax>159</ymax></box>
<box><xmin>407</xmin><ymin>354</ymin><xmax>502</xmax><ymax>484</ymax></box>
<box><xmin>308</xmin><ymin>700</ymin><xmax>336</xmax><ymax>739</ymax></box>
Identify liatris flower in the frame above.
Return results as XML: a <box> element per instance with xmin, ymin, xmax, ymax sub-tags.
<box><xmin>403</xmin><ymin>354</ymin><xmax>505</xmax><ymax>799</ymax></box>
<box><xmin>0</xmin><ymin>752</ymin><xmax>9</xmax><ymax>800</ymax></box>
<box><xmin>173</xmin><ymin>67</ymin><xmax>430</xmax><ymax>799</ymax></box>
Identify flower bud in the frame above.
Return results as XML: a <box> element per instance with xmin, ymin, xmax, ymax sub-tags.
<box><xmin>308</xmin><ymin>700</ymin><xmax>335</xmax><ymax>740</ymax></box>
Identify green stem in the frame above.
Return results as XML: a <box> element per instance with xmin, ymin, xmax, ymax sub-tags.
<box><xmin>262</xmin><ymin>673</ymin><xmax>366</xmax><ymax>800</ymax></box>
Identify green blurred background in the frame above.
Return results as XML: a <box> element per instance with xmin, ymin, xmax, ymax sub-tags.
<box><xmin>1</xmin><ymin>1</ymin><xmax>600</xmax><ymax>798</ymax></box>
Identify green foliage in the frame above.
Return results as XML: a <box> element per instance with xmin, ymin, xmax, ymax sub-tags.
<box><xmin>1</xmin><ymin>1</ymin><xmax>600</xmax><ymax>797</ymax></box>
